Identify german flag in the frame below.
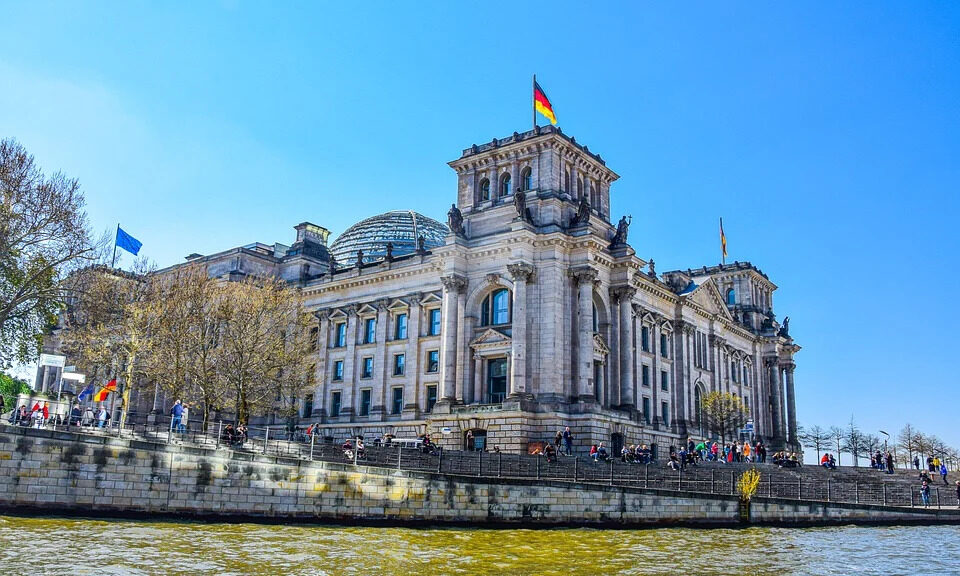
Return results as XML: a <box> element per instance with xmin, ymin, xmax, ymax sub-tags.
<box><xmin>534</xmin><ymin>80</ymin><xmax>557</xmax><ymax>125</ymax></box>
<box><xmin>93</xmin><ymin>379</ymin><xmax>117</xmax><ymax>402</ymax></box>
<box><xmin>720</xmin><ymin>218</ymin><xmax>728</xmax><ymax>260</ymax></box>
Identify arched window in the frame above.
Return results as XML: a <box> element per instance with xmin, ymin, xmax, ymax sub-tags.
<box><xmin>726</xmin><ymin>288</ymin><xmax>735</xmax><ymax>306</ymax></box>
<box><xmin>480</xmin><ymin>288</ymin><xmax>511</xmax><ymax>326</ymax></box>
<box><xmin>479</xmin><ymin>178</ymin><xmax>490</xmax><ymax>202</ymax></box>
<box><xmin>577</xmin><ymin>177</ymin><xmax>584</xmax><ymax>199</ymax></box>
<box><xmin>564</xmin><ymin>169</ymin><xmax>571</xmax><ymax>194</ymax></box>
<box><xmin>590</xmin><ymin>183</ymin><xmax>599</xmax><ymax>210</ymax></box>
<box><xmin>694</xmin><ymin>386</ymin><xmax>703</xmax><ymax>428</ymax></box>
<box><xmin>592</xmin><ymin>302</ymin><xmax>598</xmax><ymax>332</ymax></box>
<box><xmin>520</xmin><ymin>167</ymin><xmax>532</xmax><ymax>191</ymax></box>
<box><xmin>500</xmin><ymin>173</ymin><xmax>511</xmax><ymax>197</ymax></box>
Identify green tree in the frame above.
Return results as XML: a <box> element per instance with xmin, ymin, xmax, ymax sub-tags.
<box><xmin>702</xmin><ymin>391</ymin><xmax>749</xmax><ymax>445</ymax></box>
<box><xmin>0</xmin><ymin>372</ymin><xmax>31</xmax><ymax>412</ymax></box>
<box><xmin>0</xmin><ymin>138</ymin><xmax>100</xmax><ymax>367</ymax></box>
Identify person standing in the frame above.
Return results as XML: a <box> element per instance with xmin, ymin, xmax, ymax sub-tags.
<box><xmin>180</xmin><ymin>404</ymin><xmax>189</xmax><ymax>434</ymax></box>
<box><xmin>97</xmin><ymin>405</ymin><xmax>107</xmax><ymax>428</ymax></box>
<box><xmin>554</xmin><ymin>430</ymin><xmax>563</xmax><ymax>453</ymax></box>
<box><xmin>170</xmin><ymin>400</ymin><xmax>184</xmax><ymax>434</ymax></box>
<box><xmin>955</xmin><ymin>480</ymin><xmax>960</xmax><ymax>507</ymax></box>
<box><xmin>885</xmin><ymin>452</ymin><xmax>895</xmax><ymax>475</ymax></box>
<box><xmin>920</xmin><ymin>480</ymin><xmax>931</xmax><ymax>507</ymax></box>
<box><xmin>940</xmin><ymin>462</ymin><xmax>949</xmax><ymax>485</ymax></box>
<box><xmin>562</xmin><ymin>426</ymin><xmax>573</xmax><ymax>456</ymax></box>
<box><xmin>41</xmin><ymin>402</ymin><xmax>49</xmax><ymax>428</ymax></box>
<box><xmin>914</xmin><ymin>455</ymin><xmax>920</xmax><ymax>471</ymax></box>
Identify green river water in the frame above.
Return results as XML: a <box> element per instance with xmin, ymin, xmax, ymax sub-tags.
<box><xmin>0</xmin><ymin>515</ymin><xmax>957</xmax><ymax>575</ymax></box>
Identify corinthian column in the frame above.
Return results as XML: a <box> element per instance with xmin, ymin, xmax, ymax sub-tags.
<box><xmin>573</xmin><ymin>268</ymin><xmax>598</xmax><ymax>401</ymax></box>
<box><xmin>612</xmin><ymin>286</ymin><xmax>636</xmax><ymax>408</ymax></box>
<box><xmin>785</xmin><ymin>363</ymin><xmax>798</xmax><ymax>448</ymax></box>
<box><xmin>439</xmin><ymin>275</ymin><xmax>467</xmax><ymax>403</ymax></box>
<box><xmin>767</xmin><ymin>357</ymin><xmax>784</xmax><ymax>444</ymax></box>
<box><xmin>507</xmin><ymin>263</ymin><xmax>535</xmax><ymax>397</ymax></box>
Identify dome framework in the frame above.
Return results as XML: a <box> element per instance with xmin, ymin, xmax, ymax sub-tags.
<box><xmin>329</xmin><ymin>210</ymin><xmax>448</xmax><ymax>267</ymax></box>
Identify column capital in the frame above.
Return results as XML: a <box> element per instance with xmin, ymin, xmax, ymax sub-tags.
<box><xmin>570</xmin><ymin>267</ymin><xmax>598</xmax><ymax>285</ymax></box>
<box><xmin>407</xmin><ymin>291</ymin><xmax>424</xmax><ymax>305</ymax></box>
<box><xmin>440</xmin><ymin>274</ymin><xmax>468</xmax><ymax>293</ymax></box>
<box><xmin>312</xmin><ymin>309</ymin><xmax>330</xmax><ymax>322</ymax></box>
<box><xmin>342</xmin><ymin>304</ymin><xmax>358</xmax><ymax>316</ymax></box>
<box><xmin>376</xmin><ymin>298</ymin><xmax>390</xmax><ymax>312</ymax></box>
<box><xmin>781</xmin><ymin>362</ymin><xmax>796</xmax><ymax>373</ymax></box>
<box><xmin>506</xmin><ymin>262</ymin><xmax>535</xmax><ymax>283</ymax></box>
<box><xmin>609</xmin><ymin>285</ymin><xmax>636</xmax><ymax>303</ymax></box>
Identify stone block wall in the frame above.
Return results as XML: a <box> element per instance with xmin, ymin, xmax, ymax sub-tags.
<box><xmin>0</xmin><ymin>427</ymin><xmax>954</xmax><ymax>526</ymax></box>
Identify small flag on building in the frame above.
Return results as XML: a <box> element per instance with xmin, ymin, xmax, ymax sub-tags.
<box><xmin>116</xmin><ymin>227</ymin><xmax>142</xmax><ymax>256</ymax></box>
<box><xmin>77</xmin><ymin>383</ymin><xmax>94</xmax><ymax>401</ymax></box>
<box><xmin>93</xmin><ymin>379</ymin><xmax>117</xmax><ymax>402</ymax></box>
<box><xmin>533</xmin><ymin>77</ymin><xmax>557</xmax><ymax>126</ymax></box>
<box><xmin>720</xmin><ymin>217</ymin><xmax>728</xmax><ymax>263</ymax></box>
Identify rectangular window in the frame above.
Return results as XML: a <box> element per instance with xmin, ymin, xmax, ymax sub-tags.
<box><xmin>426</xmin><ymin>385</ymin><xmax>438</xmax><ymax>413</ymax></box>
<box><xmin>731</xmin><ymin>361</ymin><xmax>738</xmax><ymax>382</ymax></box>
<box><xmin>641</xmin><ymin>326</ymin><xmax>650</xmax><ymax>352</ymax></box>
<box><xmin>426</xmin><ymin>350</ymin><xmax>440</xmax><ymax>373</ymax></box>
<box><xmin>393</xmin><ymin>353</ymin><xmax>405</xmax><ymax>376</ymax></box>
<box><xmin>309</xmin><ymin>327</ymin><xmax>319</xmax><ymax>351</ymax></box>
<box><xmin>660</xmin><ymin>333</ymin><xmax>668</xmax><ymax>358</ymax></box>
<box><xmin>642</xmin><ymin>397</ymin><xmax>651</xmax><ymax>424</ymax></box>
<box><xmin>743</xmin><ymin>368</ymin><xmax>749</xmax><ymax>387</ymax></box>
<box><xmin>391</xmin><ymin>387</ymin><xmax>404</xmax><ymax>415</ymax></box>
<box><xmin>364</xmin><ymin>318</ymin><xmax>376</xmax><ymax>344</ymax></box>
<box><xmin>429</xmin><ymin>309</ymin><xmax>442</xmax><ymax>336</ymax></box>
<box><xmin>661</xmin><ymin>370</ymin><xmax>669</xmax><ymax>391</ymax></box>
<box><xmin>661</xmin><ymin>401</ymin><xmax>669</xmax><ymax>426</ymax></box>
<box><xmin>642</xmin><ymin>365</ymin><xmax>650</xmax><ymax>387</ymax></box>
<box><xmin>332</xmin><ymin>360</ymin><xmax>344</xmax><ymax>381</ymax></box>
<box><xmin>362</xmin><ymin>357</ymin><xmax>374</xmax><ymax>379</ymax></box>
<box><xmin>394</xmin><ymin>313</ymin><xmax>407</xmax><ymax>340</ymax></box>
<box><xmin>330</xmin><ymin>391</ymin><xmax>342</xmax><ymax>417</ymax></box>
<box><xmin>359</xmin><ymin>389</ymin><xmax>371</xmax><ymax>417</ymax></box>
<box><xmin>303</xmin><ymin>394</ymin><xmax>313</xmax><ymax>417</ymax></box>
<box><xmin>335</xmin><ymin>323</ymin><xmax>346</xmax><ymax>348</ymax></box>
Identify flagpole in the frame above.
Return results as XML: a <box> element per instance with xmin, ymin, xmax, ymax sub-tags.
<box><xmin>111</xmin><ymin>223</ymin><xmax>119</xmax><ymax>268</ymax></box>
<box><xmin>720</xmin><ymin>217</ymin><xmax>726</xmax><ymax>266</ymax></box>
<box><xmin>532</xmin><ymin>74</ymin><xmax>537</xmax><ymax>132</ymax></box>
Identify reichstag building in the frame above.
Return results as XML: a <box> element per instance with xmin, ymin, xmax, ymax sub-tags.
<box><xmin>170</xmin><ymin>125</ymin><xmax>801</xmax><ymax>454</ymax></box>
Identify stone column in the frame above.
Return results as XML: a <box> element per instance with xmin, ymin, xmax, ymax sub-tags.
<box><xmin>439</xmin><ymin>275</ymin><xmax>466</xmax><ymax>403</ymax></box>
<box><xmin>507</xmin><ymin>263</ymin><xmax>535</xmax><ymax>397</ymax></box>
<box><xmin>473</xmin><ymin>353</ymin><xmax>483</xmax><ymax>404</ymax></box>
<box><xmin>650</xmin><ymin>320</ymin><xmax>661</xmax><ymax>428</ymax></box>
<box><xmin>785</xmin><ymin>363</ymin><xmax>797</xmax><ymax>447</ymax></box>
<box><xmin>341</xmin><ymin>306</ymin><xmax>359</xmax><ymax>418</ymax></box>
<box><xmin>767</xmin><ymin>357</ymin><xmax>783</xmax><ymax>443</ymax></box>
<box><xmin>374</xmin><ymin>299</ymin><xmax>389</xmax><ymax>415</ymax></box>
<box><xmin>313</xmin><ymin>309</ymin><xmax>331</xmax><ymax>418</ymax></box>
<box><xmin>778</xmin><ymin>365</ymin><xmax>788</xmax><ymax>442</ymax></box>
<box><xmin>455</xmin><ymin>291</ymin><xmax>467</xmax><ymax>404</ymax></box>
<box><xmin>406</xmin><ymin>294</ymin><xmax>422</xmax><ymax>412</ymax></box>
<box><xmin>570</xmin><ymin>164</ymin><xmax>579</xmax><ymax>200</ymax></box>
<box><xmin>573</xmin><ymin>268</ymin><xmax>597</xmax><ymax>400</ymax></box>
<box><xmin>613</xmin><ymin>287</ymin><xmax>636</xmax><ymax>408</ymax></box>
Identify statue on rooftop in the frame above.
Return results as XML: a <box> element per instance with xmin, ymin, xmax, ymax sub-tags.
<box><xmin>648</xmin><ymin>259</ymin><xmax>656</xmax><ymax>278</ymax></box>
<box><xmin>778</xmin><ymin>317</ymin><xmax>791</xmax><ymax>338</ymax></box>
<box><xmin>416</xmin><ymin>235</ymin><xmax>426</xmax><ymax>253</ymax></box>
<box><xmin>572</xmin><ymin>195</ymin><xmax>590</xmax><ymax>226</ymax></box>
<box><xmin>385</xmin><ymin>242</ymin><xmax>394</xmax><ymax>262</ymax></box>
<box><xmin>447</xmin><ymin>204</ymin><xmax>465</xmax><ymax>238</ymax></box>
<box><xmin>610</xmin><ymin>215</ymin><xmax>632</xmax><ymax>247</ymax></box>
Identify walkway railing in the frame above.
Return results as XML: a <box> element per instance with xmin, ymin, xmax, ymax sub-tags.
<box><xmin>4</xmin><ymin>417</ymin><xmax>956</xmax><ymax>511</ymax></box>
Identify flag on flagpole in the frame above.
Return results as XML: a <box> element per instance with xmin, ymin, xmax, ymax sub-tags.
<box><xmin>77</xmin><ymin>383</ymin><xmax>94</xmax><ymax>401</ymax></box>
<box><xmin>720</xmin><ymin>218</ymin><xmax>728</xmax><ymax>263</ymax></box>
<box><xmin>93</xmin><ymin>379</ymin><xmax>117</xmax><ymax>402</ymax></box>
<box><xmin>116</xmin><ymin>227</ymin><xmax>142</xmax><ymax>256</ymax></box>
<box><xmin>534</xmin><ymin>80</ymin><xmax>557</xmax><ymax>125</ymax></box>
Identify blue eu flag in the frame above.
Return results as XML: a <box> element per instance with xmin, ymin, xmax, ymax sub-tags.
<box><xmin>116</xmin><ymin>227</ymin><xmax>142</xmax><ymax>256</ymax></box>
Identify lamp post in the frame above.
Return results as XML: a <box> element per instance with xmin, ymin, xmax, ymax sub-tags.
<box><xmin>879</xmin><ymin>430</ymin><xmax>889</xmax><ymax>455</ymax></box>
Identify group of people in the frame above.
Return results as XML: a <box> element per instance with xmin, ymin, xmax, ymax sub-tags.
<box><xmin>220</xmin><ymin>423</ymin><xmax>248</xmax><ymax>446</ymax></box>
<box><xmin>770</xmin><ymin>451</ymin><xmax>802</xmax><ymax>468</ymax></box>
<box><xmin>819</xmin><ymin>453</ymin><xmax>838</xmax><ymax>469</ymax></box>
<box><xmin>678</xmin><ymin>438</ymin><xmax>768</xmax><ymax>466</ymax></box>
<box><xmin>869</xmin><ymin>450</ymin><xmax>896</xmax><ymax>473</ymax></box>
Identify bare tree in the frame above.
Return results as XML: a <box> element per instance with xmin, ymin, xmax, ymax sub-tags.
<box><xmin>898</xmin><ymin>423</ymin><xmax>921</xmax><ymax>466</ymax></box>
<box><xmin>800</xmin><ymin>424</ymin><xmax>830</xmax><ymax>462</ymax></box>
<box><xmin>0</xmin><ymin>138</ymin><xmax>104</xmax><ymax>367</ymax></box>
<box><xmin>841</xmin><ymin>417</ymin><xmax>868</xmax><ymax>468</ymax></box>
<box><xmin>702</xmin><ymin>391</ymin><xmax>749</xmax><ymax>445</ymax></box>
<box><xmin>828</xmin><ymin>426</ymin><xmax>845</xmax><ymax>466</ymax></box>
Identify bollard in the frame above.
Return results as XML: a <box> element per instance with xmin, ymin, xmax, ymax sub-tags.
<box><xmin>263</xmin><ymin>427</ymin><xmax>269</xmax><ymax>455</ymax></box>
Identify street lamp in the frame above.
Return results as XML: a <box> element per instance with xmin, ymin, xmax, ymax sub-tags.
<box><xmin>879</xmin><ymin>430</ymin><xmax>890</xmax><ymax>456</ymax></box>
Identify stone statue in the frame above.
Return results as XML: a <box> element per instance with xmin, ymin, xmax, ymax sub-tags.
<box><xmin>610</xmin><ymin>215</ymin><xmax>632</xmax><ymax>247</ymax></box>
<box><xmin>447</xmin><ymin>203</ymin><xmax>465</xmax><ymax>237</ymax></box>
<box><xmin>355</xmin><ymin>249</ymin><xmax>364</xmax><ymax>268</ymax></box>
<box><xmin>778</xmin><ymin>316</ymin><xmax>791</xmax><ymax>338</ymax></box>
<box><xmin>514</xmin><ymin>189</ymin><xmax>526</xmax><ymax>219</ymax></box>
<box><xmin>385</xmin><ymin>242</ymin><xmax>394</xmax><ymax>262</ymax></box>
<box><xmin>648</xmin><ymin>259</ymin><xmax>656</xmax><ymax>278</ymax></box>
<box><xmin>572</xmin><ymin>195</ymin><xmax>590</xmax><ymax>226</ymax></box>
<box><xmin>416</xmin><ymin>235</ymin><xmax>426</xmax><ymax>253</ymax></box>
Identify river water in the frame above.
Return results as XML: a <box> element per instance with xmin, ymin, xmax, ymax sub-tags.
<box><xmin>0</xmin><ymin>515</ymin><xmax>957</xmax><ymax>575</ymax></box>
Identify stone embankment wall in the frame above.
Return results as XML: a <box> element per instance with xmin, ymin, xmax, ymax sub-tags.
<box><xmin>0</xmin><ymin>426</ymin><xmax>955</xmax><ymax>526</ymax></box>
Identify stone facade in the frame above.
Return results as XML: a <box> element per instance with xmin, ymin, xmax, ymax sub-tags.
<box><xmin>1</xmin><ymin>427</ymin><xmax>954</xmax><ymax>526</ymax></box>
<box><xmin>63</xmin><ymin>126</ymin><xmax>803</xmax><ymax>453</ymax></box>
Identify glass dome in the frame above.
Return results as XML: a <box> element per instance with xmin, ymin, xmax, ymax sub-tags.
<box><xmin>329</xmin><ymin>210</ymin><xmax>448</xmax><ymax>268</ymax></box>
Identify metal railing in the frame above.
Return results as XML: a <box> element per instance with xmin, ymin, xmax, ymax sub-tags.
<box><xmin>5</xmin><ymin>417</ymin><xmax>957</xmax><ymax>511</ymax></box>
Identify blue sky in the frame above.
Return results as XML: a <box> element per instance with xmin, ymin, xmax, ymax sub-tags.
<box><xmin>2</xmin><ymin>2</ymin><xmax>958</xmax><ymax>450</ymax></box>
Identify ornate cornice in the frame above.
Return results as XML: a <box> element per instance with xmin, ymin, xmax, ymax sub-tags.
<box><xmin>440</xmin><ymin>274</ymin><xmax>468</xmax><ymax>293</ymax></box>
<box><xmin>506</xmin><ymin>262</ymin><xmax>536</xmax><ymax>283</ymax></box>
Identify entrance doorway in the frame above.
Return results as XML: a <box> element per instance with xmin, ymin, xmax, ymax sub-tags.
<box><xmin>464</xmin><ymin>429</ymin><xmax>487</xmax><ymax>451</ymax></box>
<box><xmin>610</xmin><ymin>433</ymin><xmax>624</xmax><ymax>457</ymax></box>
<box><xmin>487</xmin><ymin>358</ymin><xmax>507</xmax><ymax>403</ymax></box>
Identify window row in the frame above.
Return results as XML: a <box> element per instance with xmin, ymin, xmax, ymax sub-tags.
<box><xmin>639</xmin><ymin>397</ymin><xmax>670</xmax><ymax>427</ymax></box>
<box><xmin>477</xmin><ymin>168</ymin><xmax>533</xmax><ymax>202</ymax></box>
<box><xmin>330</xmin><ymin>309</ymin><xmax>442</xmax><ymax>348</ymax></box>
<box><xmin>330</xmin><ymin>350</ymin><xmax>440</xmax><ymax>382</ymax></box>
<box><xmin>562</xmin><ymin>170</ymin><xmax>602</xmax><ymax>210</ymax></box>
<box><xmin>328</xmin><ymin>384</ymin><xmax>438</xmax><ymax>418</ymax></box>
<box><xmin>639</xmin><ymin>365</ymin><xmax>670</xmax><ymax>391</ymax></box>
<box><xmin>639</xmin><ymin>325</ymin><xmax>670</xmax><ymax>359</ymax></box>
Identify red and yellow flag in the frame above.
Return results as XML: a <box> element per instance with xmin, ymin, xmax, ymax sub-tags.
<box><xmin>93</xmin><ymin>379</ymin><xmax>117</xmax><ymax>402</ymax></box>
<box><xmin>534</xmin><ymin>80</ymin><xmax>557</xmax><ymax>125</ymax></box>
<box><xmin>720</xmin><ymin>218</ymin><xmax>728</xmax><ymax>260</ymax></box>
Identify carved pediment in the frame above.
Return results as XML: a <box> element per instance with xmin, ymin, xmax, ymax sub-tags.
<box><xmin>470</xmin><ymin>328</ymin><xmax>512</xmax><ymax>351</ymax></box>
<box><xmin>683</xmin><ymin>279</ymin><xmax>734</xmax><ymax>321</ymax></box>
<box><xmin>420</xmin><ymin>292</ymin><xmax>442</xmax><ymax>305</ymax></box>
<box><xmin>593</xmin><ymin>333</ymin><xmax>610</xmax><ymax>355</ymax></box>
